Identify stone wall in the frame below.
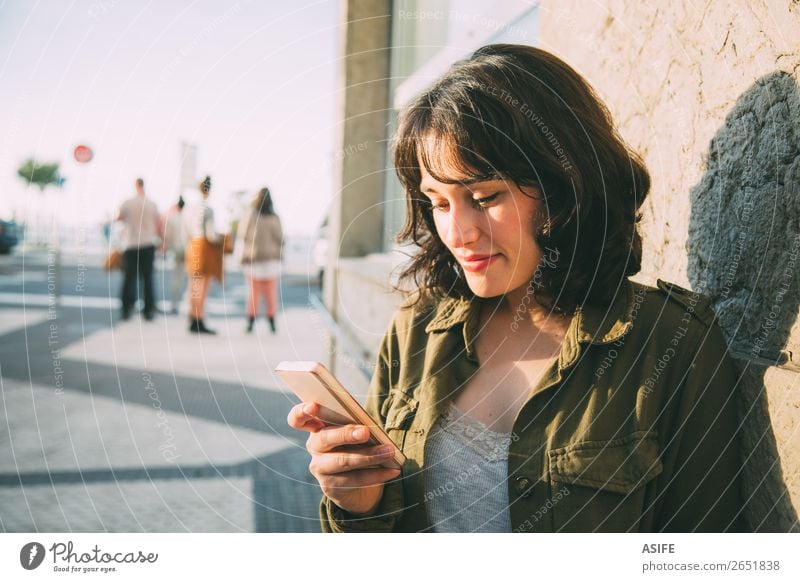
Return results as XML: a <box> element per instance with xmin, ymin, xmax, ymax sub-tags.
<box><xmin>540</xmin><ymin>0</ymin><xmax>800</xmax><ymax>531</ymax></box>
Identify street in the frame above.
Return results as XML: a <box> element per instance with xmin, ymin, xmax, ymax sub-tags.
<box><xmin>0</xmin><ymin>248</ymin><xmax>328</xmax><ymax>532</ymax></box>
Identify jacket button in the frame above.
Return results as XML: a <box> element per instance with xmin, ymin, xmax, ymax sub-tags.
<box><xmin>515</xmin><ymin>476</ymin><xmax>533</xmax><ymax>498</ymax></box>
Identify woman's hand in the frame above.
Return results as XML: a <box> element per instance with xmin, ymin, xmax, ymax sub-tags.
<box><xmin>287</xmin><ymin>401</ymin><xmax>402</xmax><ymax>516</ymax></box>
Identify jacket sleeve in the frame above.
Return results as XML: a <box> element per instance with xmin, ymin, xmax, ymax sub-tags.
<box><xmin>319</xmin><ymin>320</ymin><xmax>406</xmax><ymax>533</ymax></box>
<box><xmin>237</xmin><ymin>210</ymin><xmax>250</xmax><ymax>244</ymax></box>
<box><xmin>273</xmin><ymin>216</ymin><xmax>283</xmax><ymax>246</ymax></box>
<box><xmin>656</xmin><ymin>320</ymin><xmax>748</xmax><ymax>532</ymax></box>
<box><xmin>235</xmin><ymin>211</ymin><xmax>250</xmax><ymax>264</ymax></box>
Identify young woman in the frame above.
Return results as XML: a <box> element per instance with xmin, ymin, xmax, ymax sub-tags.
<box><xmin>288</xmin><ymin>44</ymin><xmax>746</xmax><ymax>532</ymax></box>
<box><xmin>183</xmin><ymin>176</ymin><xmax>223</xmax><ymax>334</ymax></box>
<box><xmin>238</xmin><ymin>187</ymin><xmax>283</xmax><ymax>333</ymax></box>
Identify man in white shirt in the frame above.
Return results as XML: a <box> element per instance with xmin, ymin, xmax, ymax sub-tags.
<box><xmin>116</xmin><ymin>178</ymin><xmax>162</xmax><ymax>320</ymax></box>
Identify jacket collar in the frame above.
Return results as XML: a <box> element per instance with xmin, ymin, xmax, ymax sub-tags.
<box><xmin>424</xmin><ymin>278</ymin><xmax>639</xmax><ymax>347</ymax></box>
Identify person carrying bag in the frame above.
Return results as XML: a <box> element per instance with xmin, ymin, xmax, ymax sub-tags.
<box><xmin>182</xmin><ymin>175</ymin><xmax>224</xmax><ymax>334</ymax></box>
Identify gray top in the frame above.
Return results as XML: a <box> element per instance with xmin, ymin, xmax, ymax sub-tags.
<box><xmin>423</xmin><ymin>401</ymin><xmax>513</xmax><ymax>532</ymax></box>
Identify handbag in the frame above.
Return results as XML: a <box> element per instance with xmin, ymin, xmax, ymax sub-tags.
<box><xmin>186</xmin><ymin>237</ymin><xmax>224</xmax><ymax>283</ymax></box>
<box><xmin>103</xmin><ymin>249</ymin><xmax>122</xmax><ymax>271</ymax></box>
<box><xmin>222</xmin><ymin>233</ymin><xmax>234</xmax><ymax>255</ymax></box>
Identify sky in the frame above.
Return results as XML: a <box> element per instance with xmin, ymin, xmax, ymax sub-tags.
<box><xmin>0</xmin><ymin>0</ymin><xmax>338</xmax><ymax>237</ymax></box>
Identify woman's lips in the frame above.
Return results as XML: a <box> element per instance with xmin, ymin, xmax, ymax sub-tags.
<box><xmin>460</xmin><ymin>253</ymin><xmax>500</xmax><ymax>272</ymax></box>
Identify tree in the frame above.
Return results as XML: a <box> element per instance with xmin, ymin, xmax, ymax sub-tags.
<box><xmin>16</xmin><ymin>158</ymin><xmax>64</xmax><ymax>191</ymax></box>
<box><xmin>16</xmin><ymin>158</ymin><xmax>65</xmax><ymax>244</ymax></box>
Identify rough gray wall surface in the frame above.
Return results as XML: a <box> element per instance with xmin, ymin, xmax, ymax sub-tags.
<box><xmin>540</xmin><ymin>0</ymin><xmax>800</xmax><ymax>531</ymax></box>
<box><xmin>688</xmin><ymin>72</ymin><xmax>800</xmax><ymax>532</ymax></box>
<box><xmin>689</xmin><ymin>73</ymin><xmax>800</xmax><ymax>357</ymax></box>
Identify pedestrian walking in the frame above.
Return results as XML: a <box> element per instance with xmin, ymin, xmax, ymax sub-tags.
<box><xmin>237</xmin><ymin>187</ymin><xmax>283</xmax><ymax>333</ymax></box>
<box><xmin>116</xmin><ymin>177</ymin><xmax>162</xmax><ymax>320</ymax></box>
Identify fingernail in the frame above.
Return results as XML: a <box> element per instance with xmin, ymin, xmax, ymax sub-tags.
<box><xmin>377</xmin><ymin>446</ymin><xmax>394</xmax><ymax>456</ymax></box>
<box><xmin>302</xmin><ymin>404</ymin><xmax>313</xmax><ymax>415</ymax></box>
<box><xmin>352</xmin><ymin>427</ymin><xmax>366</xmax><ymax>440</ymax></box>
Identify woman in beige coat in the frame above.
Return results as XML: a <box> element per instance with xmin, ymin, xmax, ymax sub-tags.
<box><xmin>238</xmin><ymin>187</ymin><xmax>283</xmax><ymax>333</ymax></box>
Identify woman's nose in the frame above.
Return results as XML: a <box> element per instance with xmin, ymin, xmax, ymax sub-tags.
<box><xmin>443</xmin><ymin>205</ymin><xmax>481</xmax><ymax>249</ymax></box>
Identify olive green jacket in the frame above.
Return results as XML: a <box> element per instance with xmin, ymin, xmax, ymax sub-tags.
<box><xmin>319</xmin><ymin>278</ymin><xmax>748</xmax><ymax>532</ymax></box>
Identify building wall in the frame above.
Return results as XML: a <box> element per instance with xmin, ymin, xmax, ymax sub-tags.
<box><xmin>540</xmin><ymin>0</ymin><xmax>800</xmax><ymax>531</ymax></box>
<box><xmin>327</xmin><ymin>0</ymin><xmax>392</xmax><ymax>268</ymax></box>
<box><xmin>325</xmin><ymin>0</ymin><xmax>395</xmax><ymax>392</ymax></box>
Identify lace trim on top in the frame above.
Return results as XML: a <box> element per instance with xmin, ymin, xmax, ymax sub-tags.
<box><xmin>439</xmin><ymin>401</ymin><xmax>512</xmax><ymax>462</ymax></box>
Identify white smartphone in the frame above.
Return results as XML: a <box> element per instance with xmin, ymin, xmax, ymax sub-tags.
<box><xmin>275</xmin><ymin>360</ymin><xmax>407</xmax><ymax>469</ymax></box>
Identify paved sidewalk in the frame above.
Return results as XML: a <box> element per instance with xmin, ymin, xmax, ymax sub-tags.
<box><xmin>0</xmin><ymin>261</ymin><xmax>333</xmax><ymax>533</ymax></box>
<box><xmin>61</xmin><ymin>306</ymin><xmax>330</xmax><ymax>390</ymax></box>
<box><xmin>0</xmin><ymin>377</ymin><xmax>320</xmax><ymax>532</ymax></box>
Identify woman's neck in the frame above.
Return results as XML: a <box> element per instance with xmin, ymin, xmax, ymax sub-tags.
<box><xmin>493</xmin><ymin>291</ymin><xmax>573</xmax><ymax>334</ymax></box>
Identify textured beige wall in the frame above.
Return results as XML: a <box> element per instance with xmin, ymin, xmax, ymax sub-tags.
<box><xmin>540</xmin><ymin>1</ymin><xmax>797</xmax><ymax>286</ymax></box>
<box><xmin>540</xmin><ymin>1</ymin><xmax>800</xmax><ymax>530</ymax></box>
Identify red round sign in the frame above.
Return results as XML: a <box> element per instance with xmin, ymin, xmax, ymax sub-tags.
<box><xmin>74</xmin><ymin>145</ymin><xmax>93</xmax><ymax>163</ymax></box>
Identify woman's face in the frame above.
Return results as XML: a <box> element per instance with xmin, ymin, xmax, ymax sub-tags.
<box><xmin>418</xmin><ymin>160</ymin><xmax>546</xmax><ymax>300</ymax></box>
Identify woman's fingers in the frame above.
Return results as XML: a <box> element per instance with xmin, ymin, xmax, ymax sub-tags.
<box><xmin>306</xmin><ymin>422</ymin><xmax>372</xmax><ymax>454</ymax></box>
<box><xmin>320</xmin><ymin>467</ymin><xmax>402</xmax><ymax>495</ymax></box>
<box><xmin>289</xmin><ymin>404</ymin><xmax>401</xmax><ymax>493</ymax></box>
<box><xmin>309</xmin><ymin>444</ymin><xmax>398</xmax><ymax>476</ymax></box>
<box><xmin>286</xmin><ymin>402</ymin><xmax>326</xmax><ymax>432</ymax></box>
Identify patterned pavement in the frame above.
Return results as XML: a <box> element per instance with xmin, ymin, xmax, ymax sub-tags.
<box><xmin>0</xmin><ymin>253</ymin><xmax>332</xmax><ymax>532</ymax></box>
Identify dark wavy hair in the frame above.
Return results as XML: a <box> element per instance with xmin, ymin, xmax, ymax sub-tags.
<box><xmin>198</xmin><ymin>175</ymin><xmax>212</xmax><ymax>195</ymax></box>
<box><xmin>254</xmin><ymin>187</ymin><xmax>275</xmax><ymax>215</ymax></box>
<box><xmin>393</xmin><ymin>44</ymin><xmax>650</xmax><ymax>315</ymax></box>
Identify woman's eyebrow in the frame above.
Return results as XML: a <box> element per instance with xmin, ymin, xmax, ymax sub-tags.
<box><xmin>421</xmin><ymin>177</ymin><xmax>504</xmax><ymax>194</ymax></box>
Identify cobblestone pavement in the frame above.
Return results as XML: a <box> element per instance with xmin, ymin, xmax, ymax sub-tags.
<box><xmin>0</xmin><ymin>254</ymin><xmax>334</xmax><ymax>532</ymax></box>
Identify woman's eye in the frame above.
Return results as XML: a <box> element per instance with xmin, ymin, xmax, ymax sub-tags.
<box><xmin>473</xmin><ymin>192</ymin><xmax>501</xmax><ymax>208</ymax></box>
<box><xmin>429</xmin><ymin>200</ymin><xmax>449</xmax><ymax>212</ymax></box>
